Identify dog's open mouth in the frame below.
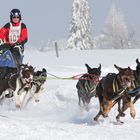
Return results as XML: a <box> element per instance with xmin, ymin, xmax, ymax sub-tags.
<box><xmin>126</xmin><ymin>82</ymin><xmax>131</xmax><ymax>87</ymax></box>
<box><xmin>123</xmin><ymin>78</ymin><xmax>132</xmax><ymax>87</ymax></box>
<box><xmin>25</xmin><ymin>78</ymin><xmax>33</xmax><ymax>86</ymax></box>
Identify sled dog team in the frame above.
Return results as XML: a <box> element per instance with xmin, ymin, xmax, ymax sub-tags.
<box><xmin>0</xmin><ymin>59</ymin><xmax>140</xmax><ymax>124</ymax></box>
<box><xmin>76</xmin><ymin>58</ymin><xmax>140</xmax><ymax>123</ymax></box>
<box><xmin>0</xmin><ymin>64</ymin><xmax>47</xmax><ymax>108</ymax></box>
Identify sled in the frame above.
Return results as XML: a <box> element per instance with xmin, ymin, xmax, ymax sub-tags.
<box><xmin>0</xmin><ymin>49</ymin><xmax>23</xmax><ymax>68</ymax></box>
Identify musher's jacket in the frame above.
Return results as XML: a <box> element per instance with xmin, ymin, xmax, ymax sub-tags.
<box><xmin>0</xmin><ymin>22</ymin><xmax>28</xmax><ymax>46</ymax></box>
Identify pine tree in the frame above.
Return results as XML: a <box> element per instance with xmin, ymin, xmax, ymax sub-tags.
<box><xmin>67</xmin><ymin>0</ymin><xmax>94</xmax><ymax>50</ymax></box>
<box><xmin>127</xmin><ymin>26</ymin><xmax>140</xmax><ymax>49</ymax></box>
<box><xmin>101</xmin><ymin>5</ymin><xmax>129</xmax><ymax>49</ymax></box>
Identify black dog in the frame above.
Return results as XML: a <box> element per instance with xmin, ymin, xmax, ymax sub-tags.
<box><xmin>76</xmin><ymin>64</ymin><xmax>101</xmax><ymax>111</ymax></box>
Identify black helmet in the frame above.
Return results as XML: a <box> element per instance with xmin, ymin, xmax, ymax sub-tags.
<box><xmin>10</xmin><ymin>9</ymin><xmax>21</xmax><ymax>22</ymax></box>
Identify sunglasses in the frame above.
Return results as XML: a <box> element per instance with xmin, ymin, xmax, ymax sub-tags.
<box><xmin>12</xmin><ymin>16</ymin><xmax>19</xmax><ymax>19</ymax></box>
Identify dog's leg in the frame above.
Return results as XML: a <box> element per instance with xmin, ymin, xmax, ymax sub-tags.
<box><xmin>116</xmin><ymin>114</ymin><xmax>124</xmax><ymax>124</ymax></box>
<box><xmin>32</xmin><ymin>94</ymin><xmax>40</xmax><ymax>102</ymax></box>
<box><xmin>30</xmin><ymin>84</ymin><xmax>44</xmax><ymax>103</ymax></box>
<box><xmin>117</xmin><ymin>99</ymin><xmax>121</xmax><ymax>113</ymax></box>
<box><xmin>15</xmin><ymin>87</ymin><xmax>27</xmax><ymax>108</ymax></box>
<box><xmin>116</xmin><ymin>99</ymin><xmax>126</xmax><ymax>123</ymax></box>
<box><xmin>32</xmin><ymin>92</ymin><xmax>40</xmax><ymax>102</ymax></box>
<box><xmin>40</xmin><ymin>85</ymin><xmax>45</xmax><ymax>92</ymax></box>
<box><xmin>85</xmin><ymin>102</ymin><xmax>90</xmax><ymax>112</ymax></box>
<box><xmin>78</xmin><ymin>91</ymin><xmax>82</xmax><ymax>107</ymax></box>
<box><xmin>133</xmin><ymin>93</ymin><xmax>140</xmax><ymax>104</ymax></box>
<box><xmin>119</xmin><ymin>96</ymin><xmax>135</xmax><ymax>119</ymax></box>
<box><xmin>14</xmin><ymin>94</ymin><xmax>20</xmax><ymax>108</ymax></box>
<box><xmin>94</xmin><ymin>110</ymin><xmax>102</xmax><ymax>122</ymax></box>
<box><xmin>102</xmin><ymin>100</ymin><xmax>113</xmax><ymax>118</ymax></box>
<box><xmin>129</xmin><ymin>102</ymin><xmax>136</xmax><ymax>119</ymax></box>
<box><xmin>28</xmin><ymin>83</ymin><xmax>45</xmax><ymax>103</ymax></box>
<box><xmin>94</xmin><ymin>97</ymin><xmax>102</xmax><ymax>122</ymax></box>
<box><xmin>0</xmin><ymin>92</ymin><xmax>5</xmax><ymax>105</ymax></box>
<box><xmin>30</xmin><ymin>85</ymin><xmax>39</xmax><ymax>102</ymax></box>
<box><xmin>119</xmin><ymin>101</ymin><xmax>136</xmax><ymax>119</ymax></box>
<box><xmin>34</xmin><ymin>85</ymin><xmax>45</xmax><ymax>102</ymax></box>
<box><xmin>17</xmin><ymin>87</ymin><xmax>30</xmax><ymax>108</ymax></box>
<box><xmin>117</xmin><ymin>99</ymin><xmax>125</xmax><ymax>117</ymax></box>
<box><xmin>5</xmin><ymin>89</ymin><xmax>14</xmax><ymax>98</ymax></box>
<box><xmin>116</xmin><ymin>101</ymin><xmax>125</xmax><ymax>124</ymax></box>
<box><xmin>84</xmin><ymin>96</ymin><xmax>91</xmax><ymax>112</ymax></box>
<box><xmin>14</xmin><ymin>78</ymin><xmax>21</xmax><ymax>108</ymax></box>
<box><xmin>117</xmin><ymin>99</ymin><xmax>135</xmax><ymax>120</ymax></box>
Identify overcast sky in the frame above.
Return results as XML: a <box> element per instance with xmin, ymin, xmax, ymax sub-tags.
<box><xmin>0</xmin><ymin>0</ymin><xmax>139</xmax><ymax>47</ymax></box>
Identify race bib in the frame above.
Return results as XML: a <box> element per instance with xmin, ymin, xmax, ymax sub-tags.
<box><xmin>9</xmin><ymin>22</ymin><xmax>21</xmax><ymax>43</ymax></box>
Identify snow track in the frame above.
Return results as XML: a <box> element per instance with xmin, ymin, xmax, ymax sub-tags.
<box><xmin>0</xmin><ymin>49</ymin><xmax>140</xmax><ymax>140</ymax></box>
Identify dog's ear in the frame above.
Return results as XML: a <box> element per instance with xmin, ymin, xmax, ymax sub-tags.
<box><xmin>114</xmin><ymin>64</ymin><xmax>122</xmax><ymax>72</ymax></box>
<box><xmin>98</xmin><ymin>64</ymin><xmax>101</xmax><ymax>71</ymax></box>
<box><xmin>136</xmin><ymin>58</ymin><xmax>140</xmax><ymax>64</ymax></box>
<box><xmin>20</xmin><ymin>64</ymin><xmax>25</xmax><ymax>69</ymax></box>
<box><xmin>128</xmin><ymin>66</ymin><xmax>131</xmax><ymax>70</ymax></box>
<box><xmin>85</xmin><ymin>64</ymin><xmax>92</xmax><ymax>73</ymax></box>
<box><xmin>42</xmin><ymin>68</ymin><xmax>47</xmax><ymax>73</ymax></box>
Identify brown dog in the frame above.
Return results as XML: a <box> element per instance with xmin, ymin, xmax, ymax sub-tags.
<box><xmin>116</xmin><ymin>59</ymin><xmax>140</xmax><ymax>122</ymax></box>
<box><xmin>94</xmin><ymin>64</ymin><xmax>134</xmax><ymax>123</ymax></box>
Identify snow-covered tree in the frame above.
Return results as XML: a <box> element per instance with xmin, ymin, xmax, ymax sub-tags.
<box><xmin>67</xmin><ymin>0</ymin><xmax>94</xmax><ymax>50</ymax></box>
<box><xmin>127</xmin><ymin>26</ymin><xmax>140</xmax><ymax>49</ymax></box>
<box><xmin>100</xmin><ymin>5</ymin><xmax>129</xmax><ymax>49</ymax></box>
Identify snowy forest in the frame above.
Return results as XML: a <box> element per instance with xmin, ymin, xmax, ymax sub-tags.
<box><xmin>38</xmin><ymin>0</ymin><xmax>140</xmax><ymax>51</ymax></box>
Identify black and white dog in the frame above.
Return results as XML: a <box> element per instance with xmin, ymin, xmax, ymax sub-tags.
<box><xmin>0</xmin><ymin>64</ymin><xmax>34</xmax><ymax>108</ymax></box>
<box><xmin>31</xmin><ymin>68</ymin><xmax>47</xmax><ymax>102</ymax></box>
<box><xmin>14</xmin><ymin>64</ymin><xmax>35</xmax><ymax>108</ymax></box>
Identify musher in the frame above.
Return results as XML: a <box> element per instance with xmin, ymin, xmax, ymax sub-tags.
<box><xmin>0</xmin><ymin>8</ymin><xmax>28</xmax><ymax>79</ymax></box>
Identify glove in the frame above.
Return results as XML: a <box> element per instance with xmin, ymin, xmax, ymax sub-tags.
<box><xmin>0</xmin><ymin>43</ymin><xmax>11</xmax><ymax>51</ymax></box>
<box><xmin>14</xmin><ymin>42</ymin><xmax>21</xmax><ymax>47</ymax></box>
<box><xmin>9</xmin><ymin>42</ymin><xmax>21</xmax><ymax>48</ymax></box>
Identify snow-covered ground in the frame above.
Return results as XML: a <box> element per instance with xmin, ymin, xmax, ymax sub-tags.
<box><xmin>0</xmin><ymin>49</ymin><xmax>140</xmax><ymax>140</ymax></box>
